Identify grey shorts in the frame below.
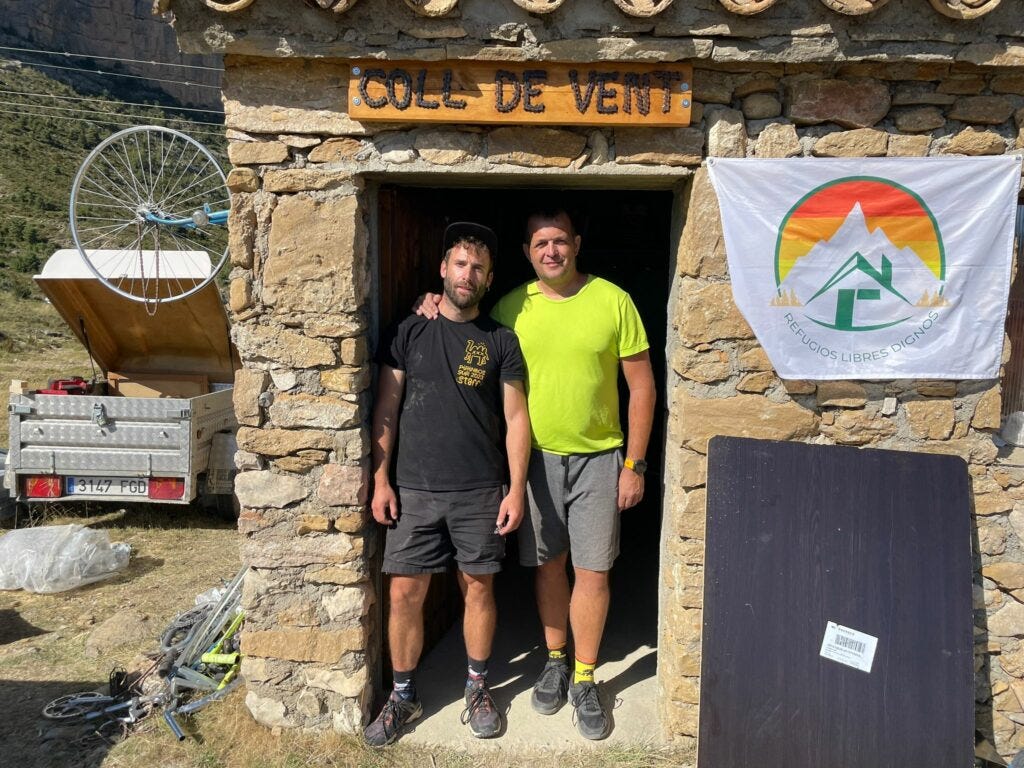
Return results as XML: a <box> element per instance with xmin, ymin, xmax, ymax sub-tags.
<box><xmin>383</xmin><ymin>486</ymin><xmax>505</xmax><ymax>576</ymax></box>
<box><xmin>518</xmin><ymin>448</ymin><xmax>623</xmax><ymax>572</ymax></box>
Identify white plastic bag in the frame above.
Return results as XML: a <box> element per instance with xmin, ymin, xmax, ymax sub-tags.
<box><xmin>0</xmin><ymin>524</ymin><xmax>131</xmax><ymax>593</ymax></box>
<box><xmin>194</xmin><ymin>585</ymin><xmax>227</xmax><ymax>607</ymax></box>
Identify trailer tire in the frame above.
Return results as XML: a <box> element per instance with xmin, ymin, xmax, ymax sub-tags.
<box><xmin>0</xmin><ymin>497</ymin><xmax>15</xmax><ymax>525</ymax></box>
<box><xmin>200</xmin><ymin>493</ymin><xmax>237</xmax><ymax>521</ymax></box>
<box><xmin>13</xmin><ymin>501</ymin><xmax>34</xmax><ymax>528</ymax></box>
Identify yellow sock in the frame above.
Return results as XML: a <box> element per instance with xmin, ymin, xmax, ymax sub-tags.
<box><xmin>573</xmin><ymin>657</ymin><xmax>596</xmax><ymax>685</ymax></box>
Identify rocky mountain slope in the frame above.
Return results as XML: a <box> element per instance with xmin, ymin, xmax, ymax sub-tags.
<box><xmin>1</xmin><ymin>0</ymin><xmax>221</xmax><ymax>108</ymax></box>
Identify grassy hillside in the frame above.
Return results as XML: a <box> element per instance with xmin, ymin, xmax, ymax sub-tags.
<box><xmin>0</xmin><ymin>56</ymin><xmax>225</xmax><ymax>298</ymax></box>
<box><xmin>0</xmin><ymin>61</ymin><xmax>93</xmax><ymax>297</ymax></box>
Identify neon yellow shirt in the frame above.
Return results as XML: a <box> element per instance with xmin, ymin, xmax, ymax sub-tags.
<box><xmin>491</xmin><ymin>276</ymin><xmax>649</xmax><ymax>455</ymax></box>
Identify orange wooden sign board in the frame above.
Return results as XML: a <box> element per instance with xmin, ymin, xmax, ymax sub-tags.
<box><xmin>348</xmin><ymin>60</ymin><xmax>692</xmax><ymax>127</ymax></box>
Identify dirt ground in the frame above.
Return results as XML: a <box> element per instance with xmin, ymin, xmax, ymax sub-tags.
<box><xmin>0</xmin><ymin>503</ymin><xmax>242</xmax><ymax>768</ymax></box>
<box><xmin>0</xmin><ymin>506</ymin><xmax>690</xmax><ymax>768</ymax></box>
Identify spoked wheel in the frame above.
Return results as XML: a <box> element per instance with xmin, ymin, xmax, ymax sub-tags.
<box><xmin>69</xmin><ymin>125</ymin><xmax>229</xmax><ymax>311</ymax></box>
<box><xmin>42</xmin><ymin>691</ymin><xmax>109</xmax><ymax>720</ymax></box>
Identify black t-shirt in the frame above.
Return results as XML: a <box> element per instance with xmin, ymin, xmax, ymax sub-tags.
<box><xmin>378</xmin><ymin>313</ymin><xmax>525</xmax><ymax>491</ymax></box>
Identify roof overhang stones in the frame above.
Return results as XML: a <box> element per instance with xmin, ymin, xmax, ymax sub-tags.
<box><xmin>181</xmin><ymin>0</ymin><xmax>1003</xmax><ymax>21</ymax></box>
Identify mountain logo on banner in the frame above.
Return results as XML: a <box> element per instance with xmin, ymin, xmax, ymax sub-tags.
<box><xmin>773</xmin><ymin>177</ymin><xmax>946</xmax><ymax>332</ymax></box>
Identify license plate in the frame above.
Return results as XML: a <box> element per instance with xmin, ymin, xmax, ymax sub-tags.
<box><xmin>66</xmin><ymin>476</ymin><xmax>149</xmax><ymax>496</ymax></box>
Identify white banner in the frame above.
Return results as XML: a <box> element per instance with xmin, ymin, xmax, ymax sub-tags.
<box><xmin>707</xmin><ymin>156</ymin><xmax>1022</xmax><ymax>380</ymax></box>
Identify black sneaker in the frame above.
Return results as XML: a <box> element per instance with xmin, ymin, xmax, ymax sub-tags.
<box><xmin>570</xmin><ymin>680</ymin><xmax>609</xmax><ymax>740</ymax></box>
<box><xmin>363</xmin><ymin>693</ymin><xmax>423</xmax><ymax>747</ymax></box>
<box><xmin>460</xmin><ymin>677</ymin><xmax>501</xmax><ymax>738</ymax></box>
<box><xmin>531</xmin><ymin>659</ymin><xmax>570</xmax><ymax>715</ymax></box>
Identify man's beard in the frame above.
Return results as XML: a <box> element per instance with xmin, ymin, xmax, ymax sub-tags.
<box><xmin>443</xmin><ymin>274</ymin><xmax>486</xmax><ymax>309</ymax></box>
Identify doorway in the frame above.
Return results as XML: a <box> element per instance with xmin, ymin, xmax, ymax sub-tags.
<box><xmin>373</xmin><ymin>183</ymin><xmax>673</xmax><ymax>736</ymax></box>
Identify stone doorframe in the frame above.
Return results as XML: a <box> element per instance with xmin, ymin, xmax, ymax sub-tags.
<box><xmin>363</xmin><ymin>166</ymin><xmax>695</xmax><ymax>711</ymax></box>
<box><xmin>232</xmin><ymin>155</ymin><xmax>694</xmax><ymax>736</ymax></box>
<box><xmin>362</xmin><ymin>171</ymin><xmax>692</xmax><ymax>715</ymax></box>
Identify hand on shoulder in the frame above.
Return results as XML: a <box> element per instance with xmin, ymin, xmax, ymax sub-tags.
<box><xmin>413</xmin><ymin>293</ymin><xmax>442</xmax><ymax>319</ymax></box>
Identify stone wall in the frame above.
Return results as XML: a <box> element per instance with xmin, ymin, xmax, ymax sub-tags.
<box><xmin>229</xmin><ymin>157</ymin><xmax>375</xmax><ymax>728</ymax></box>
<box><xmin>661</xmin><ymin>69</ymin><xmax>1024</xmax><ymax>760</ymax></box>
<box><xmin>225</xmin><ymin>53</ymin><xmax>691</xmax><ymax>731</ymax></box>
<box><xmin>222</xmin><ymin>50</ymin><xmax>1024</xmax><ymax>757</ymax></box>
<box><xmin>220</xmin><ymin>54</ymin><xmax>1024</xmax><ymax>763</ymax></box>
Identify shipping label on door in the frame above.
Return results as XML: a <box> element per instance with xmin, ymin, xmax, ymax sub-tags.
<box><xmin>820</xmin><ymin>621</ymin><xmax>878</xmax><ymax>673</ymax></box>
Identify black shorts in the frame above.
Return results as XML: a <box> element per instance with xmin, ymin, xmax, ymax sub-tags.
<box><xmin>382</xmin><ymin>486</ymin><xmax>505</xmax><ymax>576</ymax></box>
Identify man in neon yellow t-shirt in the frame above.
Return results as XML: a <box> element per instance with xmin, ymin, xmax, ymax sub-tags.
<box><xmin>493</xmin><ymin>208</ymin><xmax>655</xmax><ymax>740</ymax></box>
<box><xmin>424</xmin><ymin>208</ymin><xmax>655</xmax><ymax>739</ymax></box>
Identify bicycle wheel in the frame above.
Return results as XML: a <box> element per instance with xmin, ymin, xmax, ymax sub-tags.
<box><xmin>160</xmin><ymin>604</ymin><xmax>213</xmax><ymax>653</ymax></box>
<box><xmin>69</xmin><ymin>125</ymin><xmax>230</xmax><ymax>308</ymax></box>
<box><xmin>43</xmin><ymin>691</ymin><xmax>110</xmax><ymax>720</ymax></box>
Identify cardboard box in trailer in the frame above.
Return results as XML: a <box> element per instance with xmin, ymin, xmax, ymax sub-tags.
<box><xmin>3</xmin><ymin>250</ymin><xmax>240</xmax><ymax>507</ymax></box>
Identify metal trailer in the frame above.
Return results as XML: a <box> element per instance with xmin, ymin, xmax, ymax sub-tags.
<box><xmin>3</xmin><ymin>249</ymin><xmax>239</xmax><ymax>508</ymax></box>
<box><xmin>6</xmin><ymin>389</ymin><xmax>235</xmax><ymax>505</ymax></box>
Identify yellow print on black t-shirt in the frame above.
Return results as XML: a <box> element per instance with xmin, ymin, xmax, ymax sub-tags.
<box><xmin>457</xmin><ymin>340</ymin><xmax>489</xmax><ymax>387</ymax></box>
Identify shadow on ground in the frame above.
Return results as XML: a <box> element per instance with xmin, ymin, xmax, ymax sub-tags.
<box><xmin>0</xmin><ymin>608</ymin><xmax>47</xmax><ymax>644</ymax></box>
<box><xmin>5</xmin><ymin>501</ymin><xmax>237</xmax><ymax>532</ymax></box>
<box><xmin>0</xmin><ymin>678</ymin><xmax>117</xmax><ymax>768</ymax></box>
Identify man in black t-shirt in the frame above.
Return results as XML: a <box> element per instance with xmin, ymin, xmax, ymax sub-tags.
<box><xmin>364</xmin><ymin>222</ymin><xmax>530</xmax><ymax>747</ymax></box>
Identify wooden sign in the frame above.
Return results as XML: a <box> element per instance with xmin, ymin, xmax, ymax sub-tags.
<box><xmin>347</xmin><ymin>60</ymin><xmax>692</xmax><ymax>127</ymax></box>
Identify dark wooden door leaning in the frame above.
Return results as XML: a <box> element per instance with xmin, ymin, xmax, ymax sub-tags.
<box><xmin>699</xmin><ymin>436</ymin><xmax>973</xmax><ymax>768</ymax></box>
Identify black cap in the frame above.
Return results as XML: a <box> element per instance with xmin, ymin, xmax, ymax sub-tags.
<box><xmin>443</xmin><ymin>221</ymin><xmax>498</xmax><ymax>262</ymax></box>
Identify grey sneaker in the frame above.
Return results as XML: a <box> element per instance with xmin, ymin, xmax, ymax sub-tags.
<box><xmin>363</xmin><ymin>693</ymin><xmax>423</xmax><ymax>747</ymax></box>
<box><xmin>570</xmin><ymin>681</ymin><xmax>609</xmax><ymax>740</ymax></box>
<box><xmin>531</xmin><ymin>659</ymin><xmax>570</xmax><ymax>715</ymax></box>
<box><xmin>460</xmin><ymin>678</ymin><xmax>501</xmax><ymax>738</ymax></box>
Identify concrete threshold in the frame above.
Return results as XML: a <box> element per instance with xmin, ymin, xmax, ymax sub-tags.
<box><xmin>394</xmin><ymin>548</ymin><xmax>661</xmax><ymax>751</ymax></box>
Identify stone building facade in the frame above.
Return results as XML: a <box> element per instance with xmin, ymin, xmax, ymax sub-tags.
<box><xmin>164</xmin><ymin>0</ymin><xmax>1024</xmax><ymax>759</ymax></box>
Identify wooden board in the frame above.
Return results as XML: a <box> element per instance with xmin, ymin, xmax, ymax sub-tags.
<box><xmin>108</xmin><ymin>371</ymin><xmax>209</xmax><ymax>398</ymax></box>
<box><xmin>699</xmin><ymin>437</ymin><xmax>973</xmax><ymax>768</ymax></box>
<box><xmin>35</xmin><ymin>277</ymin><xmax>236</xmax><ymax>383</ymax></box>
<box><xmin>348</xmin><ymin>60</ymin><xmax>692</xmax><ymax>127</ymax></box>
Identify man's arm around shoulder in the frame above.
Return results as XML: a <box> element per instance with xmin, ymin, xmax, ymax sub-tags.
<box><xmin>371</xmin><ymin>364</ymin><xmax>406</xmax><ymax>525</ymax></box>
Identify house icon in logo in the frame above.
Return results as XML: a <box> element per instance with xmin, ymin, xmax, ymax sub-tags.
<box><xmin>806</xmin><ymin>250</ymin><xmax>911</xmax><ymax>331</ymax></box>
<box><xmin>776</xmin><ymin>195</ymin><xmax>946</xmax><ymax>333</ymax></box>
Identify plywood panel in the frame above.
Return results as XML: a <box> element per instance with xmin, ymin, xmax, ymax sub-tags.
<box><xmin>36</xmin><ymin>278</ymin><xmax>235</xmax><ymax>382</ymax></box>
<box><xmin>699</xmin><ymin>436</ymin><xmax>973</xmax><ymax>768</ymax></box>
<box><xmin>108</xmin><ymin>372</ymin><xmax>209</xmax><ymax>398</ymax></box>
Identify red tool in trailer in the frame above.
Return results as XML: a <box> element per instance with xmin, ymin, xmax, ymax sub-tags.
<box><xmin>36</xmin><ymin>377</ymin><xmax>89</xmax><ymax>395</ymax></box>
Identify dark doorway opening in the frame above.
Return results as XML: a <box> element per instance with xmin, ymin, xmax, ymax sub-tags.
<box><xmin>375</xmin><ymin>184</ymin><xmax>672</xmax><ymax>699</ymax></box>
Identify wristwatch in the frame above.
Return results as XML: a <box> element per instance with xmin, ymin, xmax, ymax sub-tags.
<box><xmin>624</xmin><ymin>457</ymin><xmax>647</xmax><ymax>475</ymax></box>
